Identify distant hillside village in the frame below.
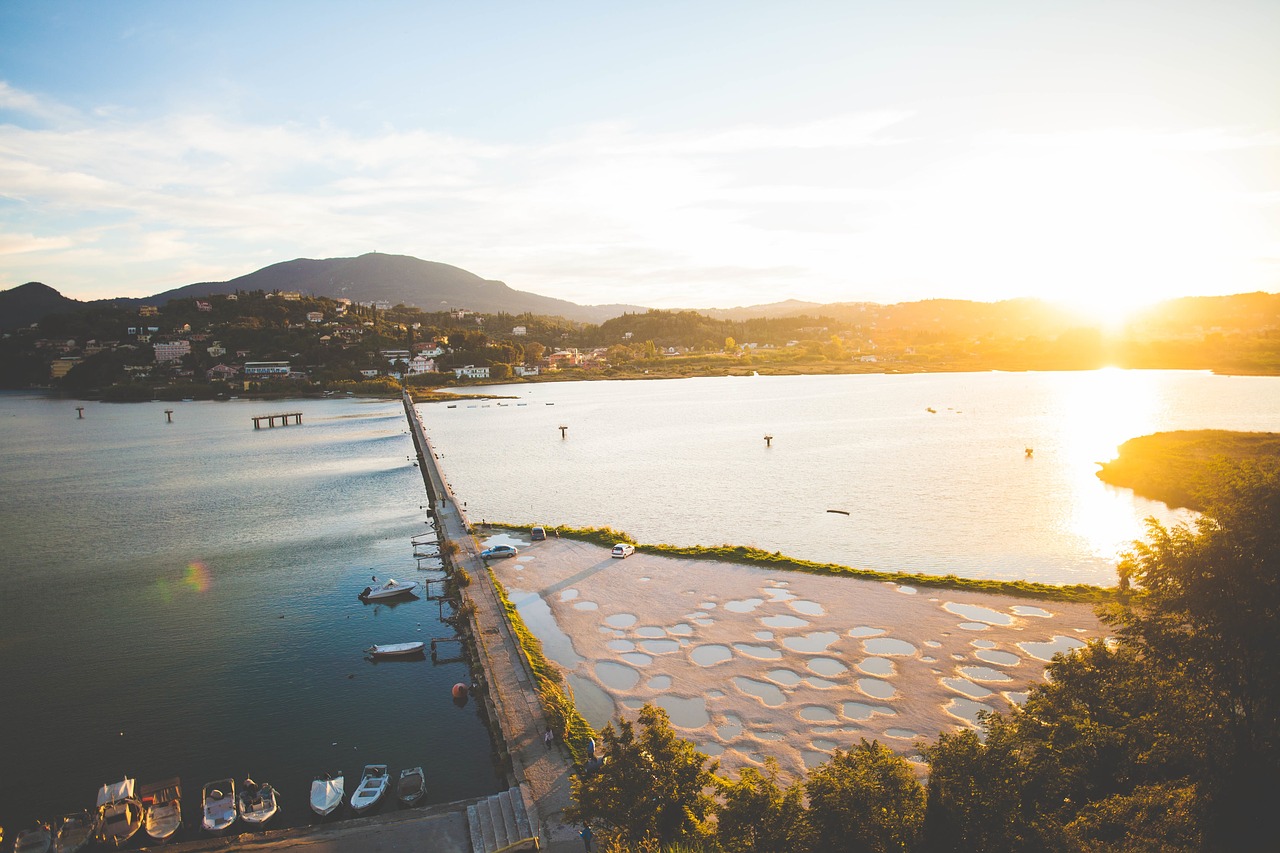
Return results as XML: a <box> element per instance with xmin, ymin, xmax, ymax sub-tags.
<box><xmin>3</xmin><ymin>285</ymin><xmax>1280</xmax><ymax>399</ymax></box>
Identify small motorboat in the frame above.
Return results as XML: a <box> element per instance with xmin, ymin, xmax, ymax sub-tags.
<box><xmin>310</xmin><ymin>772</ymin><xmax>344</xmax><ymax>817</ymax></box>
<box><xmin>358</xmin><ymin>577</ymin><xmax>419</xmax><ymax>601</ymax></box>
<box><xmin>94</xmin><ymin>778</ymin><xmax>143</xmax><ymax>848</ymax></box>
<box><xmin>52</xmin><ymin>811</ymin><xmax>94</xmax><ymax>853</ymax></box>
<box><xmin>349</xmin><ymin>764</ymin><xmax>389</xmax><ymax>814</ymax></box>
<box><xmin>397</xmin><ymin>767</ymin><xmax>426</xmax><ymax>806</ymax></box>
<box><xmin>201</xmin><ymin>779</ymin><xmax>238</xmax><ymax>834</ymax></box>
<box><xmin>366</xmin><ymin>642</ymin><xmax>426</xmax><ymax>658</ymax></box>
<box><xmin>14</xmin><ymin>822</ymin><xmax>52</xmax><ymax>853</ymax></box>
<box><xmin>238</xmin><ymin>778</ymin><xmax>280</xmax><ymax>826</ymax></box>
<box><xmin>139</xmin><ymin>777</ymin><xmax>182</xmax><ymax>842</ymax></box>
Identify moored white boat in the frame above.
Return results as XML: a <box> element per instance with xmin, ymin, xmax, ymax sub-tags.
<box><xmin>14</xmin><ymin>822</ymin><xmax>52</xmax><ymax>853</ymax></box>
<box><xmin>365</xmin><ymin>641</ymin><xmax>426</xmax><ymax>658</ymax></box>
<box><xmin>310</xmin><ymin>772</ymin><xmax>344</xmax><ymax>817</ymax></box>
<box><xmin>201</xmin><ymin>778</ymin><xmax>238</xmax><ymax>834</ymax></box>
<box><xmin>238</xmin><ymin>778</ymin><xmax>280</xmax><ymax>826</ymax></box>
<box><xmin>358</xmin><ymin>577</ymin><xmax>419</xmax><ymax>600</ymax></box>
<box><xmin>139</xmin><ymin>777</ymin><xmax>182</xmax><ymax>842</ymax></box>
<box><xmin>397</xmin><ymin>766</ymin><xmax>426</xmax><ymax>806</ymax></box>
<box><xmin>52</xmin><ymin>811</ymin><xmax>94</xmax><ymax>853</ymax></box>
<box><xmin>94</xmin><ymin>778</ymin><xmax>143</xmax><ymax>849</ymax></box>
<box><xmin>349</xmin><ymin>764</ymin><xmax>389</xmax><ymax>814</ymax></box>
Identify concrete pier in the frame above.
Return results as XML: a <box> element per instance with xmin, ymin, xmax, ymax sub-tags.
<box><xmin>402</xmin><ymin>390</ymin><xmax>582</xmax><ymax>852</ymax></box>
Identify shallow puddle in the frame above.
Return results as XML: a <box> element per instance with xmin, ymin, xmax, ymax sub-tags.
<box><xmin>700</xmin><ymin>741</ymin><xmax>725</xmax><ymax>756</ymax></box>
<box><xmin>707</xmin><ymin>690</ymin><xmax>725</xmax><ymax>699</ymax></box>
<box><xmin>725</xmin><ymin>597</ymin><xmax>765</xmax><ymax>613</ymax></box>
<box><xmin>799</xmin><ymin>705</ymin><xmax>838</xmax><ymax>722</ymax></box>
<box><xmin>734</xmin><ymin>677</ymin><xmax>787</xmax><ymax>707</ymax></box>
<box><xmin>654</xmin><ymin>695</ymin><xmax>710</xmax><ymax>728</ymax></box>
<box><xmin>789</xmin><ymin>600</ymin><xmax>825</xmax><ymax>616</ymax></box>
<box><xmin>596</xmin><ymin>661</ymin><xmax>640</xmax><ymax>690</ymax></box>
<box><xmin>945</xmin><ymin>697</ymin><xmax>994</xmax><ymax>726</ymax></box>
<box><xmin>647</xmin><ymin>675</ymin><xmax>672</xmax><ymax>690</ymax></box>
<box><xmin>1017</xmin><ymin>635</ymin><xmax>1086</xmax><ymax>661</ymax></box>
<box><xmin>885</xmin><ymin>728</ymin><xmax>919</xmax><ymax>739</ymax></box>
<box><xmin>764</xmin><ymin>587</ymin><xmax>796</xmax><ymax>602</ymax></box>
<box><xmin>806</xmin><ymin>657</ymin><xmax>847</xmax><ymax>677</ymax></box>
<box><xmin>640</xmin><ymin>638</ymin><xmax>680</xmax><ymax>654</ymax></box>
<box><xmin>754</xmin><ymin>631</ymin><xmax>774</xmax><ymax>640</ymax></box>
<box><xmin>690</xmin><ymin>644</ymin><xmax>732</xmax><ymax>666</ymax></box>
<box><xmin>802</xmin><ymin>751</ymin><xmax>828</xmax><ymax>769</ymax></box>
<box><xmin>971</xmin><ymin>639</ymin><xmax>997</xmax><ymax>649</ymax></box>
<box><xmin>761</xmin><ymin>614</ymin><xmax>809</xmax><ymax>629</ymax></box>
<box><xmin>508</xmin><ymin>588</ymin><xmax>584</xmax><ymax>668</ymax></box>
<box><xmin>1011</xmin><ymin>605</ymin><xmax>1052</xmax><ymax>618</ymax></box>
<box><xmin>734</xmin><ymin>643</ymin><xmax>783</xmax><ymax>660</ymax></box>
<box><xmin>607</xmin><ymin>639</ymin><xmax>635</xmax><ymax>652</ymax></box>
<box><xmin>621</xmin><ymin>652</ymin><xmax>652</xmax><ymax>666</ymax></box>
<box><xmin>635</xmin><ymin>626</ymin><xmax>666</xmax><ymax>638</ymax></box>
<box><xmin>957</xmin><ymin>622</ymin><xmax>989</xmax><ymax>631</ymax></box>
<box><xmin>604</xmin><ymin>613</ymin><xmax>638</xmax><ymax>629</ymax></box>
<box><xmin>767</xmin><ymin>669</ymin><xmax>803</xmax><ymax>686</ymax></box>
<box><xmin>858</xmin><ymin>678</ymin><xmax>896</xmax><ymax>699</ymax></box>
<box><xmin>811</xmin><ymin>738</ymin><xmax>837</xmax><ymax>750</ymax></box>
<box><xmin>943</xmin><ymin>602</ymin><xmax>1014</xmax><ymax>626</ymax></box>
<box><xmin>573</xmin><ymin>601</ymin><xmax>599</xmax><ymax>611</ymax></box>
<box><xmin>560</xmin><ymin>589</ymin><xmax>579</xmax><ymax>601</ymax></box>
<box><xmin>806</xmin><ymin>677</ymin><xmax>839</xmax><ymax>689</ymax></box>
<box><xmin>863</xmin><ymin>637</ymin><xmax>917</xmax><ymax>656</ymax></box>
<box><xmin>858</xmin><ymin>657</ymin><xmax>894</xmax><ymax>676</ymax></box>
<box><xmin>942</xmin><ymin>677</ymin><xmax>992</xmax><ymax>699</ymax></box>
<box><xmin>717</xmin><ymin>715</ymin><xmax>743</xmax><ymax>739</ymax></box>
<box><xmin>698</xmin><ymin>602</ymin><xmax>717</xmax><ymax>610</ymax></box>
<box><xmin>757</xmin><ymin>731</ymin><xmax>785</xmax><ymax>741</ymax></box>
<box><xmin>975</xmin><ymin>649</ymin><xmax>1020</xmax><ymax>667</ymax></box>
<box><xmin>848</xmin><ymin>626</ymin><xmax>884</xmax><ymax>637</ymax></box>
<box><xmin>960</xmin><ymin>666</ymin><xmax>1013</xmax><ymax>683</ymax></box>
<box><xmin>782</xmin><ymin>631</ymin><xmax>840</xmax><ymax>653</ymax></box>
<box><xmin>1004</xmin><ymin>691</ymin><xmax>1029</xmax><ymax>705</ymax></box>
<box><xmin>923</xmin><ymin>640</ymin><xmax>942</xmax><ymax>648</ymax></box>
<box><xmin>841</xmin><ymin>701</ymin><xmax>894</xmax><ymax>720</ymax></box>
<box><xmin>568</xmin><ymin>674</ymin><xmax>616</xmax><ymax>729</ymax></box>
<box><xmin>668</xmin><ymin>623</ymin><xmax>693</xmax><ymax>636</ymax></box>
<box><xmin>896</xmin><ymin>586</ymin><xmax>918</xmax><ymax>595</ymax></box>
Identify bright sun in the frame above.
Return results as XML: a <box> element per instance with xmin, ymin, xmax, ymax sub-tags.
<box><xmin>874</xmin><ymin>136</ymin><xmax>1262</xmax><ymax>321</ymax></box>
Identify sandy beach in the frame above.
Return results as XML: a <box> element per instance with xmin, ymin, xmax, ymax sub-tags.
<box><xmin>486</xmin><ymin>533</ymin><xmax>1107</xmax><ymax>779</ymax></box>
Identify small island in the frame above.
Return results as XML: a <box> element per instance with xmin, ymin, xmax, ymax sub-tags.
<box><xmin>1097</xmin><ymin>429</ymin><xmax>1280</xmax><ymax>510</ymax></box>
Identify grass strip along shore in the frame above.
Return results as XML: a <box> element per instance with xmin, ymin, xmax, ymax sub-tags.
<box><xmin>483</xmin><ymin>523</ymin><xmax>1115</xmax><ymax>603</ymax></box>
<box><xmin>489</xmin><ymin>568</ymin><xmax>596</xmax><ymax>764</ymax></box>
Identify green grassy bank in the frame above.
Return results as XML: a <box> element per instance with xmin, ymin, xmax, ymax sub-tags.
<box><xmin>485</xmin><ymin>523</ymin><xmax>1114</xmax><ymax>603</ymax></box>
<box><xmin>489</xmin><ymin>568</ymin><xmax>596</xmax><ymax>763</ymax></box>
<box><xmin>1096</xmin><ymin>429</ymin><xmax>1280</xmax><ymax>511</ymax></box>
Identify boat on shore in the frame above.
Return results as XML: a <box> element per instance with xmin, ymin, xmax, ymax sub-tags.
<box><xmin>310</xmin><ymin>772</ymin><xmax>344</xmax><ymax>817</ymax></box>
<box><xmin>358</xmin><ymin>577</ymin><xmax>419</xmax><ymax>601</ymax></box>
<box><xmin>238</xmin><ymin>778</ymin><xmax>280</xmax><ymax>826</ymax></box>
<box><xmin>397</xmin><ymin>767</ymin><xmax>426</xmax><ymax>806</ymax></box>
<box><xmin>93</xmin><ymin>778</ymin><xmax>143</xmax><ymax>849</ymax></box>
<box><xmin>200</xmin><ymin>779</ymin><xmax>238</xmax><ymax>834</ymax></box>
<box><xmin>366</xmin><ymin>641</ymin><xmax>426</xmax><ymax>658</ymax></box>
<box><xmin>139</xmin><ymin>777</ymin><xmax>182</xmax><ymax>842</ymax></box>
<box><xmin>349</xmin><ymin>765</ymin><xmax>389</xmax><ymax>814</ymax></box>
<box><xmin>52</xmin><ymin>811</ymin><xmax>94</xmax><ymax>853</ymax></box>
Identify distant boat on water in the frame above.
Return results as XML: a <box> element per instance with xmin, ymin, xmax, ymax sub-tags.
<box><xmin>358</xmin><ymin>577</ymin><xmax>419</xmax><ymax>601</ymax></box>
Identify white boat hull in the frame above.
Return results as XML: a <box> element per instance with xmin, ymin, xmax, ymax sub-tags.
<box><xmin>310</xmin><ymin>774</ymin><xmax>344</xmax><ymax>817</ymax></box>
<box><xmin>350</xmin><ymin>765</ymin><xmax>389</xmax><ymax>814</ymax></box>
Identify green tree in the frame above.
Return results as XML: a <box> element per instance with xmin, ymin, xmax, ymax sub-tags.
<box><xmin>806</xmin><ymin>740</ymin><xmax>925</xmax><ymax>853</ymax></box>
<box><xmin>489</xmin><ymin>363</ymin><xmax>513</xmax><ymax>381</ymax></box>
<box><xmin>716</xmin><ymin>759</ymin><xmax>813</xmax><ymax>853</ymax></box>
<box><xmin>566</xmin><ymin>704</ymin><xmax>718</xmax><ymax>847</ymax></box>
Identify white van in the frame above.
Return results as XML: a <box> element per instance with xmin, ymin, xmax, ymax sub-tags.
<box><xmin>611</xmin><ymin>543</ymin><xmax>635</xmax><ymax>559</ymax></box>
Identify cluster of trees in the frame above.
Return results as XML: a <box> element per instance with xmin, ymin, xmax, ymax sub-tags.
<box><xmin>567</xmin><ymin>462</ymin><xmax>1280</xmax><ymax>852</ymax></box>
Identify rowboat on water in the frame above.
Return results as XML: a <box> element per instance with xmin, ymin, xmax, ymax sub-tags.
<box><xmin>94</xmin><ymin>778</ymin><xmax>143</xmax><ymax>849</ymax></box>
<box><xmin>139</xmin><ymin>777</ymin><xmax>182</xmax><ymax>842</ymax></box>
<box><xmin>238</xmin><ymin>778</ymin><xmax>279</xmax><ymax>826</ymax></box>
<box><xmin>350</xmin><ymin>765</ymin><xmax>389</xmax><ymax>814</ymax></box>
<box><xmin>52</xmin><ymin>811</ymin><xmax>94</xmax><ymax>853</ymax></box>
<box><xmin>200</xmin><ymin>779</ymin><xmax>238</xmax><ymax>834</ymax></box>
<box><xmin>366</xmin><ymin>642</ymin><xmax>426</xmax><ymax>658</ymax></box>
<box><xmin>397</xmin><ymin>767</ymin><xmax>426</xmax><ymax>806</ymax></box>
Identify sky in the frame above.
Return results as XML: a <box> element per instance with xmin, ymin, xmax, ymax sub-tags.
<box><xmin>1</xmin><ymin>1</ymin><xmax>1278</xmax><ymax>319</ymax></box>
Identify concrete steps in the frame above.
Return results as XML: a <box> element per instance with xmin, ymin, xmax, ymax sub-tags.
<box><xmin>467</xmin><ymin>786</ymin><xmax>536</xmax><ymax>853</ymax></box>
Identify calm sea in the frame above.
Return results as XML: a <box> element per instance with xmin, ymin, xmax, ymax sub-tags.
<box><xmin>0</xmin><ymin>393</ymin><xmax>500</xmax><ymax>836</ymax></box>
<box><xmin>418</xmin><ymin>369</ymin><xmax>1280</xmax><ymax>587</ymax></box>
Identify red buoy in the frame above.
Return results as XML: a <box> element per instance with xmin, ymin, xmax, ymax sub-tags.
<box><xmin>452</xmin><ymin>683</ymin><xmax>469</xmax><ymax>699</ymax></box>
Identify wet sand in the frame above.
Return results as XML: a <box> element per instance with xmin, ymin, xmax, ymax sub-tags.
<box><xmin>488</xmin><ymin>535</ymin><xmax>1107</xmax><ymax>778</ymax></box>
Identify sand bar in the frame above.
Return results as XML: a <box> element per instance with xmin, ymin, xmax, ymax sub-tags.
<box><xmin>487</xmin><ymin>534</ymin><xmax>1107</xmax><ymax>778</ymax></box>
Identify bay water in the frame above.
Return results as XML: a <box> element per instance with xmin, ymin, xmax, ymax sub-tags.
<box><xmin>0</xmin><ymin>393</ymin><xmax>500</xmax><ymax>836</ymax></box>
<box><xmin>419</xmin><ymin>369</ymin><xmax>1280</xmax><ymax>587</ymax></box>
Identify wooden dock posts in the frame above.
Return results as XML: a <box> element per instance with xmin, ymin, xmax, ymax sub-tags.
<box><xmin>251</xmin><ymin>412</ymin><xmax>303</xmax><ymax>429</ymax></box>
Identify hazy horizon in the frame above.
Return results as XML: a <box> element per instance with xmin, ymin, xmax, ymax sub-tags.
<box><xmin>2</xmin><ymin>1</ymin><xmax>1278</xmax><ymax>323</ymax></box>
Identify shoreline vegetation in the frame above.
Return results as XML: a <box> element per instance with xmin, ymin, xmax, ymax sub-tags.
<box><xmin>1096</xmin><ymin>429</ymin><xmax>1280</xmax><ymax>511</ymax></box>
<box><xmin>482</xmin><ymin>522</ymin><xmax>1116</xmax><ymax>602</ymax></box>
